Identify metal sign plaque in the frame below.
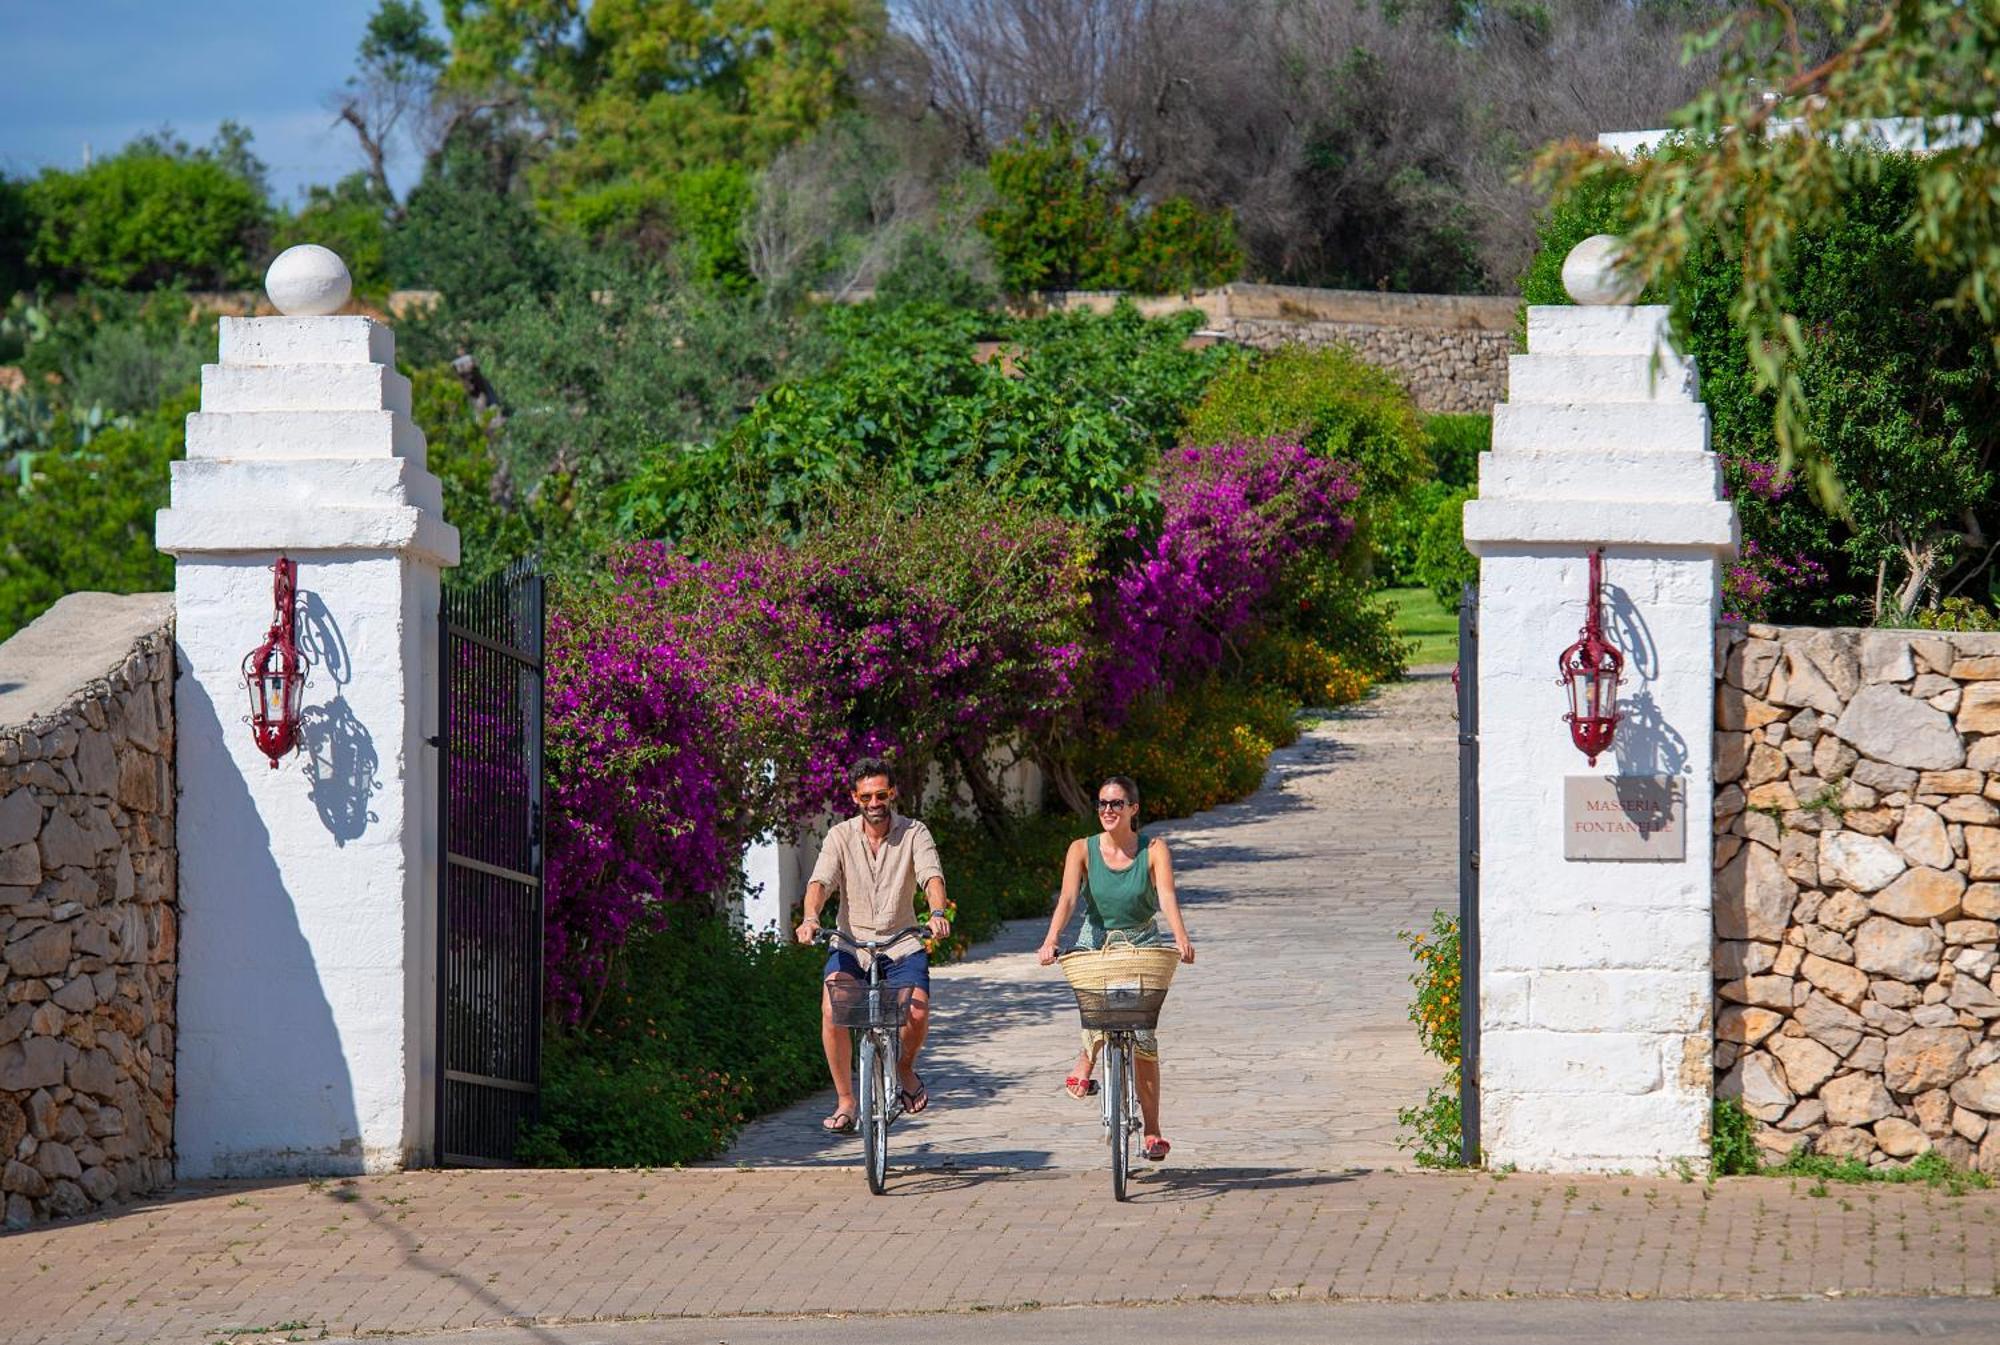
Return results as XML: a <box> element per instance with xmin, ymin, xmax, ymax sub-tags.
<box><xmin>1564</xmin><ymin>775</ymin><xmax>1685</xmax><ymax>861</ymax></box>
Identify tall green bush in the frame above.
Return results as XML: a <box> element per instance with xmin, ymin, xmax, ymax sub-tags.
<box><xmin>0</xmin><ymin>389</ymin><xmax>190</xmax><ymax>642</ymax></box>
<box><xmin>25</xmin><ymin>144</ymin><xmax>268</xmax><ymax>289</ymax></box>
<box><xmin>621</xmin><ymin>302</ymin><xmax>1227</xmax><ymax>542</ymax></box>
<box><xmin>977</xmin><ymin>122</ymin><xmax>1243</xmax><ymax>296</ymax></box>
<box><xmin>1181</xmin><ymin>344</ymin><xmax>1431</xmax><ymax>541</ymax></box>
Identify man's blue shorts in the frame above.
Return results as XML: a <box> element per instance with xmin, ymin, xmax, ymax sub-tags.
<box><xmin>823</xmin><ymin>946</ymin><xmax>931</xmax><ymax>993</ymax></box>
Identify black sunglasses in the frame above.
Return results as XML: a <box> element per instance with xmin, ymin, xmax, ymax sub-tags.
<box><xmin>1095</xmin><ymin>798</ymin><xmax>1132</xmax><ymax>811</ymax></box>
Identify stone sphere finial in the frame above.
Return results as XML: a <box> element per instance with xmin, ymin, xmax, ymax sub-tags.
<box><xmin>1562</xmin><ymin>234</ymin><xmax>1641</xmax><ymax>306</ymax></box>
<box><xmin>265</xmin><ymin>244</ymin><xmax>353</xmax><ymax>317</ymax></box>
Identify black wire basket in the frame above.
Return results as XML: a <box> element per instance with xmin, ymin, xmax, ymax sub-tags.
<box><xmin>827</xmin><ymin>980</ymin><xmax>915</xmax><ymax>1031</ymax></box>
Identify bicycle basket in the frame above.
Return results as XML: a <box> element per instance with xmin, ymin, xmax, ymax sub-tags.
<box><xmin>1059</xmin><ymin>945</ymin><xmax>1179</xmax><ymax>1031</ymax></box>
<box><xmin>827</xmin><ymin>979</ymin><xmax>915</xmax><ymax>1031</ymax></box>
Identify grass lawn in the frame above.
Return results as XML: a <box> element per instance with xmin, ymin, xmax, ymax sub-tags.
<box><xmin>1383</xmin><ymin>586</ymin><xmax>1459</xmax><ymax>668</ymax></box>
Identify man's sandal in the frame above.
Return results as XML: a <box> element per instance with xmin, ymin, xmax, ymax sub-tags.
<box><xmin>897</xmin><ymin>1074</ymin><xmax>930</xmax><ymax>1115</ymax></box>
<box><xmin>821</xmin><ymin>1110</ymin><xmax>856</xmax><ymax>1135</ymax></box>
<box><xmin>1064</xmin><ymin>1075</ymin><xmax>1099</xmax><ymax>1101</ymax></box>
<box><xmin>1142</xmin><ymin>1137</ymin><xmax>1171</xmax><ymax>1161</ymax></box>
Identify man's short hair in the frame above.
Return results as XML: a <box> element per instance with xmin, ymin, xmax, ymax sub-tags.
<box><xmin>849</xmin><ymin>758</ymin><xmax>894</xmax><ymax>790</ymax></box>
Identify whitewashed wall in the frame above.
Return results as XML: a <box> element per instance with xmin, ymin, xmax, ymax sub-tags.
<box><xmin>1464</xmin><ymin>251</ymin><xmax>1737</xmax><ymax>1172</ymax></box>
<box><xmin>157</xmin><ymin>252</ymin><xmax>457</xmax><ymax>1177</ymax></box>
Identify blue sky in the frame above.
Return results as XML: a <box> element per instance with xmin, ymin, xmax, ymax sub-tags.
<box><xmin>0</xmin><ymin>1</ymin><xmax>440</xmax><ymax>205</ymax></box>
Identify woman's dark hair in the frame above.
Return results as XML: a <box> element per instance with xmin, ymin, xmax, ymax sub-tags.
<box><xmin>1099</xmin><ymin>775</ymin><xmax>1141</xmax><ymax>808</ymax></box>
<box><xmin>849</xmin><ymin>757</ymin><xmax>894</xmax><ymax>789</ymax></box>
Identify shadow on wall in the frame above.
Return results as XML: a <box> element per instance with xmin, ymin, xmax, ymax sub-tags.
<box><xmin>177</xmin><ymin>662</ymin><xmax>363</xmax><ymax>1177</ymax></box>
<box><xmin>1605</xmin><ymin>581</ymin><xmax>1689</xmax><ymax>779</ymax></box>
<box><xmin>297</xmin><ymin>589</ymin><xmax>379</xmax><ymax>846</ymax></box>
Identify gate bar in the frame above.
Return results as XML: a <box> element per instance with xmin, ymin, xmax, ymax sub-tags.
<box><xmin>1457</xmin><ymin>582</ymin><xmax>1481</xmax><ymax>1167</ymax></box>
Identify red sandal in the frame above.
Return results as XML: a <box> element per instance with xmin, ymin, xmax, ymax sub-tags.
<box><xmin>1064</xmin><ymin>1075</ymin><xmax>1099</xmax><ymax>1101</ymax></box>
<box><xmin>1143</xmin><ymin>1137</ymin><xmax>1171</xmax><ymax>1161</ymax></box>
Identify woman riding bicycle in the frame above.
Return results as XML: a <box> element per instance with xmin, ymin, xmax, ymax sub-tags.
<box><xmin>1036</xmin><ymin>775</ymin><xmax>1195</xmax><ymax>1162</ymax></box>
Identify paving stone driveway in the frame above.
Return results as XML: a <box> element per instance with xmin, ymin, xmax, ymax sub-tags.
<box><xmin>713</xmin><ymin>672</ymin><xmax>1459</xmax><ymax>1173</ymax></box>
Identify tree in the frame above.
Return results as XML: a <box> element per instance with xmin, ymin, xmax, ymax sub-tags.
<box><xmin>1545</xmin><ymin>0</ymin><xmax>2000</xmax><ymax>498</ymax></box>
<box><xmin>23</xmin><ymin>130</ymin><xmax>269</xmax><ymax>289</ymax></box>
<box><xmin>0</xmin><ymin>391</ymin><xmax>190</xmax><ymax>643</ymax></box>
<box><xmin>439</xmin><ymin>0</ymin><xmax>886</xmax><ymax>248</ymax></box>
<box><xmin>337</xmin><ymin>0</ymin><xmax>450</xmax><ymax>216</ymax></box>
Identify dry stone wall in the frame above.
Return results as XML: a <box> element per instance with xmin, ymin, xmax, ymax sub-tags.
<box><xmin>1715</xmin><ymin>624</ymin><xmax>2000</xmax><ymax>1171</ymax></box>
<box><xmin>0</xmin><ymin>593</ymin><xmax>177</xmax><ymax>1227</ymax></box>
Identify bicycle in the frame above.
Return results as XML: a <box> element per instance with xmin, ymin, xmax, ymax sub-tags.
<box><xmin>1057</xmin><ymin>943</ymin><xmax>1179</xmax><ymax>1202</ymax></box>
<box><xmin>818</xmin><ymin>926</ymin><xmax>924</xmax><ymax>1195</ymax></box>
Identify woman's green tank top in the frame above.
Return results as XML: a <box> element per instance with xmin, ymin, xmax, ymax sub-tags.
<box><xmin>1083</xmin><ymin>832</ymin><xmax>1159</xmax><ymax>931</ymax></box>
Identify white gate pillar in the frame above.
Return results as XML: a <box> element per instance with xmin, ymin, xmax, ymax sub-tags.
<box><xmin>157</xmin><ymin>246</ymin><xmax>459</xmax><ymax>1176</ymax></box>
<box><xmin>1463</xmin><ymin>238</ymin><xmax>1737</xmax><ymax>1172</ymax></box>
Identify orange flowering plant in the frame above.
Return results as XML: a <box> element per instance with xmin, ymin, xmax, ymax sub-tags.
<box><xmin>1397</xmin><ymin>909</ymin><xmax>1466</xmax><ymax>1167</ymax></box>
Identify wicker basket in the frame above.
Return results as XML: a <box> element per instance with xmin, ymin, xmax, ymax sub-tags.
<box><xmin>1058</xmin><ymin>944</ymin><xmax>1180</xmax><ymax>1031</ymax></box>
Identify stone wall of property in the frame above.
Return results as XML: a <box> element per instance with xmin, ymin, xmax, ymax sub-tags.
<box><xmin>0</xmin><ymin>593</ymin><xmax>178</xmax><ymax>1227</ymax></box>
<box><xmin>1715</xmin><ymin>624</ymin><xmax>2000</xmax><ymax>1171</ymax></box>
<box><xmin>835</xmin><ymin>283</ymin><xmax>1520</xmax><ymax>416</ymax></box>
<box><xmin>1058</xmin><ymin>285</ymin><xmax>1516</xmax><ymax>415</ymax></box>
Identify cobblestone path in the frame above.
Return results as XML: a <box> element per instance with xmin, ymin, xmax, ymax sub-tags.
<box><xmin>713</xmin><ymin>673</ymin><xmax>1459</xmax><ymax>1173</ymax></box>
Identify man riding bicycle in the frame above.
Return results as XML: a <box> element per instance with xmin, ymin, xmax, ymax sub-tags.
<box><xmin>795</xmin><ymin>758</ymin><xmax>951</xmax><ymax>1134</ymax></box>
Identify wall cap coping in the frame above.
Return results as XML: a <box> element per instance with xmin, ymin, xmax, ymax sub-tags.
<box><xmin>0</xmin><ymin>591</ymin><xmax>174</xmax><ymax>732</ymax></box>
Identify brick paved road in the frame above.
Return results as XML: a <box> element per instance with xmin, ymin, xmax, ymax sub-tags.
<box><xmin>715</xmin><ymin>674</ymin><xmax>1458</xmax><ymax>1171</ymax></box>
<box><xmin>4</xmin><ymin>1167</ymin><xmax>2000</xmax><ymax>1344</ymax></box>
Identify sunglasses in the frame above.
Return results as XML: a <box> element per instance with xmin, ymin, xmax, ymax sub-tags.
<box><xmin>1095</xmin><ymin>798</ymin><xmax>1132</xmax><ymax>812</ymax></box>
<box><xmin>855</xmin><ymin>789</ymin><xmax>895</xmax><ymax>803</ymax></box>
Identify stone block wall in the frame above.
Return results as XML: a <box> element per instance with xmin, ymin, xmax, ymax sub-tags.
<box><xmin>1223</xmin><ymin>317</ymin><xmax>1510</xmax><ymax>415</ymax></box>
<box><xmin>839</xmin><ymin>283</ymin><xmax>1520</xmax><ymax>415</ymax></box>
<box><xmin>1715</xmin><ymin>624</ymin><xmax>2000</xmax><ymax>1171</ymax></box>
<box><xmin>0</xmin><ymin>593</ymin><xmax>178</xmax><ymax>1227</ymax></box>
<box><xmin>1080</xmin><ymin>284</ymin><xmax>1517</xmax><ymax>415</ymax></box>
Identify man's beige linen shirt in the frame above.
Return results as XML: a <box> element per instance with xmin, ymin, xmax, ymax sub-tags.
<box><xmin>810</xmin><ymin>813</ymin><xmax>943</xmax><ymax>949</ymax></box>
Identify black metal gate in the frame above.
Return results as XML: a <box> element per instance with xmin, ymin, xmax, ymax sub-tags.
<box><xmin>1456</xmin><ymin>583</ymin><xmax>1481</xmax><ymax>1167</ymax></box>
<box><xmin>437</xmin><ymin>562</ymin><xmax>545</xmax><ymax>1166</ymax></box>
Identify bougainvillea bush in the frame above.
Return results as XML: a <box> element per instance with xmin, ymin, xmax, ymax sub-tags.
<box><xmin>543</xmin><ymin>489</ymin><xmax>1094</xmax><ymax>1020</ymax></box>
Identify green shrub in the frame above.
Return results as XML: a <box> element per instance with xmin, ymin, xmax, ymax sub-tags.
<box><xmin>1414</xmin><ymin>487</ymin><xmax>1476</xmax><ymax>610</ymax></box>
<box><xmin>669</xmin><ymin>162</ymin><xmax>756</xmax><ymax>293</ymax></box>
<box><xmin>1373</xmin><ymin>479</ymin><xmax>1456</xmax><ymax>587</ymax></box>
<box><xmin>977</xmin><ymin>122</ymin><xmax>1242</xmax><ymax>296</ymax></box>
<box><xmin>1082</xmin><ymin>674</ymin><xmax>1301</xmax><ymax>822</ymax></box>
<box><xmin>1710</xmin><ymin>1098</ymin><xmax>1759</xmax><ymax>1176</ymax></box>
<box><xmin>929</xmin><ymin>812</ymin><xmax>1076</xmax><ymax>948</ymax></box>
<box><xmin>1275</xmin><ymin>558</ymin><xmax>1411</xmax><ymax>681</ymax></box>
<box><xmin>25</xmin><ymin>143</ymin><xmax>267</xmax><ymax>289</ymax></box>
<box><xmin>0</xmin><ymin>178</ymin><xmax>30</xmax><ymax>296</ymax></box>
<box><xmin>1182</xmin><ymin>345</ymin><xmax>1430</xmax><ymax>537</ymax></box>
<box><xmin>521</xmin><ymin>906</ymin><xmax>827</xmax><ymax>1167</ymax></box>
<box><xmin>1396</xmin><ymin>910</ymin><xmax>1466</xmax><ymax>1168</ymax></box>
<box><xmin>977</xmin><ymin>122</ymin><xmax>1124</xmax><ymax>293</ymax></box>
<box><xmin>623</xmin><ymin>302</ymin><xmax>1227</xmax><ymax>543</ymax></box>
<box><xmin>1423</xmin><ymin>414</ymin><xmax>1490</xmax><ymax>489</ymax></box>
<box><xmin>1113</xmin><ymin>196</ymin><xmax>1243</xmax><ymax>295</ymax></box>
<box><xmin>0</xmin><ymin>387</ymin><xmax>191</xmax><ymax>643</ymax></box>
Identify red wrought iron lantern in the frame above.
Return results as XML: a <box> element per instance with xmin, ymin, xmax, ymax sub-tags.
<box><xmin>242</xmin><ymin>556</ymin><xmax>310</xmax><ymax>768</ymax></box>
<box><xmin>1557</xmin><ymin>548</ymin><xmax>1623</xmax><ymax>766</ymax></box>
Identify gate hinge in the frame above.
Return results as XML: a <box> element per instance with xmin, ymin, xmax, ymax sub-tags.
<box><xmin>425</xmin><ymin>734</ymin><xmax>441</xmax><ymax>748</ymax></box>
<box><xmin>1469</xmin><ymin>852</ymin><xmax>1480</xmax><ymax>870</ymax></box>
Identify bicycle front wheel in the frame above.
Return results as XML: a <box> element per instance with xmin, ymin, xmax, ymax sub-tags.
<box><xmin>1105</xmin><ymin>1038</ymin><xmax>1130</xmax><ymax>1202</ymax></box>
<box><xmin>859</xmin><ymin>1033</ymin><xmax>889</xmax><ymax>1195</ymax></box>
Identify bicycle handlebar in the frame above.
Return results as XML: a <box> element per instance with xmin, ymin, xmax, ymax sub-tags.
<box><xmin>815</xmin><ymin>925</ymin><xmax>927</xmax><ymax>954</ymax></box>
